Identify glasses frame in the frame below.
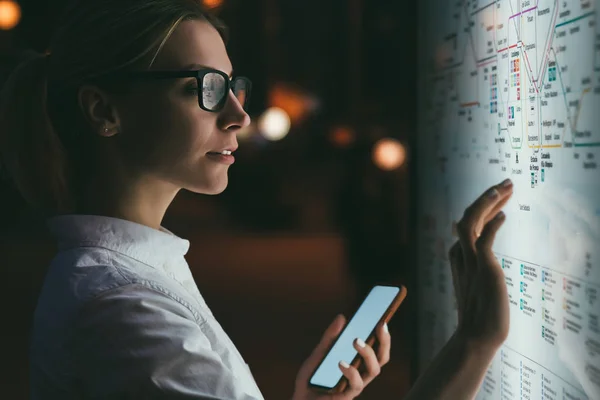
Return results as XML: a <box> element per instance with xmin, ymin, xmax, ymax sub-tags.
<box><xmin>109</xmin><ymin>67</ymin><xmax>252</xmax><ymax>113</ymax></box>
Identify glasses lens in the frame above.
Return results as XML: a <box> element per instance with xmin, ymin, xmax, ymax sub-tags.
<box><xmin>233</xmin><ymin>78</ymin><xmax>250</xmax><ymax>109</ymax></box>
<box><xmin>202</xmin><ymin>72</ymin><xmax>227</xmax><ymax>111</ymax></box>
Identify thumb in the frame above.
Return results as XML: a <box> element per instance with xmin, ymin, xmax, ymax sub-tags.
<box><xmin>308</xmin><ymin>314</ymin><xmax>346</xmax><ymax>363</ymax></box>
<box><xmin>295</xmin><ymin>314</ymin><xmax>347</xmax><ymax>388</ymax></box>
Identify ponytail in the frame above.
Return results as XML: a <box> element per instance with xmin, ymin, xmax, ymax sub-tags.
<box><xmin>0</xmin><ymin>54</ymin><xmax>73</xmax><ymax>218</ymax></box>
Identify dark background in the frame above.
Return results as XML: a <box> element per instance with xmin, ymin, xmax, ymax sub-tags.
<box><xmin>0</xmin><ymin>0</ymin><xmax>419</xmax><ymax>398</ymax></box>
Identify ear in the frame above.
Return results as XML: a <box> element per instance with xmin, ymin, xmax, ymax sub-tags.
<box><xmin>78</xmin><ymin>85</ymin><xmax>122</xmax><ymax>137</ymax></box>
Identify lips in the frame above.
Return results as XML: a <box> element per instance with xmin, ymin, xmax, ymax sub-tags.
<box><xmin>207</xmin><ymin>150</ymin><xmax>233</xmax><ymax>156</ymax></box>
<box><xmin>206</xmin><ymin>145</ymin><xmax>238</xmax><ymax>156</ymax></box>
<box><xmin>206</xmin><ymin>151</ymin><xmax>235</xmax><ymax>165</ymax></box>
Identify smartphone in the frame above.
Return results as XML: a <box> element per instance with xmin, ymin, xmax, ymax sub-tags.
<box><xmin>308</xmin><ymin>285</ymin><xmax>407</xmax><ymax>393</ymax></box>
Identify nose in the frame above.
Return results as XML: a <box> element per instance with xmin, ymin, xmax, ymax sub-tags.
<box><xmin>217</xmin><ymin>90</ymin><xmax>251</xmax><ymax>132</ymax></box>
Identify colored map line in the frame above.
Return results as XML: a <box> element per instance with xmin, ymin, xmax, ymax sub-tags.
<box><xmin>521</xmin><ymin>6</ymin><xmax>591</xmax><ymax>93</ymax></box>
<box><xmin>552</xmin><ymin>54</ymin><xmax>599</xmax><ymax>148</ymax></box>
<box><xmin>508</xmin><ymin>2</ymin><xmax>539</xmax><ymax>20</ymax></box>
<box><xmin>573</xmin><ymin>88</ymin><xmax>591</xmax><ymax>133</ymax></box>
<box><xmin>528</xmin><ymin>144</ymin><xmax>563</xmax><ymax>149</ymax></box>
<box><xmin>477</xmin><ymin>55</ymin><xmax>496</xmax><ymax>64</ymax></box>
<box><xmin>549</xmin><ymin>8</ymin><xmax>595</xmax><ymax>97</ymax></box>
<box><xmin>477</xmin><ymin>58</ymin><xmax>497</xmax><ymax>68</ymax></box>
<box><xmin>435</xmin><ymin>2</ymin><xmax>501</xmax><ymax>74</ymax></box>
<box><xmin>504</xmin><ymin>5</ymin><xmax>593</xmax><ymax>104</ymax></box>
<box><xmin>433</xmin><ymin>3</ymin><xmax>600</xmax><ymax>149</ymax></box>
<box><xmin>460</xmin><ymin>102</ymin><xmax>480</xmax><ymax>108</ymax></box>
<box><xmin>503</xmin><ymin>0</ymin><xmax>556</xmax><ymax>92</ymax></box>
<box><xmin>522</xmin><ymin>49</ymin><xmax>538</xmax><ymax>93</ymax></box>
<box><xmin>517</xmin><ymin>10</ymin><xmax>598</xmax><ymax>150</ymax></box>
<box><xmin>574</xmin><ymin>143</ymin><xmax>600</xmax><ymax>147</ymax></box>
<box><xmin>536</xmin><ymin>0</ymin><xmax>559</xmax><ymax>84</ymax></box>
<box><xmin>555</xmin><ymin>11</ymin><xmax>595</xmax><ymax>29</ymax></box>
<box><xmin>501</xmin><ymin>39</ymin><xmax>539</xmax><ymax>94</ymax></box>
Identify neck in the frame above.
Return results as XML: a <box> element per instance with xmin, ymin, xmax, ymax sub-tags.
<box><xmin>77</xmin><ymin>167</ymin><xmax>179</xmax><ymax>231</ymax></box>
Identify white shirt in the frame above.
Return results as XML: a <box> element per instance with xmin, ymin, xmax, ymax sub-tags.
<box><xmin>29</xmin><ymin>214</ymin><xmax>265</xmax><ymax>400</ymax></box>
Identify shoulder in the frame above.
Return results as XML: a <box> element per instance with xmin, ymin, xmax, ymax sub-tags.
<box><xmin>36</xmin><ymin>247</ymin><xmax>205</xmax><ymax>327</ymax></box>
<box><xmin>78</xmin><ymin>281</ymin><xmax>205</xmax><ymax>326</ymax></box>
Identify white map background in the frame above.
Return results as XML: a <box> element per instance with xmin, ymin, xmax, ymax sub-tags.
<box><xmin>417</xmin><ymin>0</ymin><xmax>600</xmax><ymax>398</ymax></box>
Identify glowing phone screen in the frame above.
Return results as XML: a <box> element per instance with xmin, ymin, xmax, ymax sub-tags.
<box><xmin>309</xmin><ymin>285</ymin><xmax>400</xmax><ymax>388</ymax></box>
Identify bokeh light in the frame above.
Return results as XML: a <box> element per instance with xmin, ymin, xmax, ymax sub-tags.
<box><xmin>0</xmin><ymin>0</ymin><xmax>21</xmax><ymax>31</ymax></box>
<box><xmin>329</xmin><ymin>126</ymin><xmax>355</xmax><ymax>148</ymax></box>
<box><xmin>258</xmin><ymin>107</ymin><xmax>291</xmax><ymax>141</ymax></box>
<box><xmin>372</xmin><ymin>138</ymin><xmax>406</xmax><ymax>171</ymax></box>
<box><xmin>268</xmin><ymin>83</ymin><xmax>319</xmax><ymax>124</ymax></box>
<box><xmin>203</xmin><ymin>0</ymin><xmax>224</xmax><ymax>8</ymax></box>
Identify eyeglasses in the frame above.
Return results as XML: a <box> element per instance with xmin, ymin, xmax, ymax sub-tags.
<box><xmin>108</xmin><ymin>67</ymin><xmax>251</xmax><ymax>113</ymax></box>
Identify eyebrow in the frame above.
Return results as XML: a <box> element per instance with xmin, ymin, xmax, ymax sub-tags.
<box><xmin>183</xmin><ymin>63</ymin><xmax>233</xmax><ymax>78</ymax></box>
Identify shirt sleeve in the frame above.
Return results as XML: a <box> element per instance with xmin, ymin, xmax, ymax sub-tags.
<box><xmin>70</xmin><ymin>283</ymin><xmax>263</xmax><ymax>400</ymax></box>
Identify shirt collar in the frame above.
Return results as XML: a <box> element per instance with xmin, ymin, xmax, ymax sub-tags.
<box><xmin>46</xmin><ymin>214</ymin><xmax>190</xmax><ymax>269</ymax></box>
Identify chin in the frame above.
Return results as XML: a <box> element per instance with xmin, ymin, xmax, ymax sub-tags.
<box><xmin>205</xmin><ymin>185</ymin><xmax>227</xmax><ymax>195</ymax></box>
<box><xmin>186</xmin><ymin>179</ymin><xmax>228</xmax><ymax>195</ymax></box>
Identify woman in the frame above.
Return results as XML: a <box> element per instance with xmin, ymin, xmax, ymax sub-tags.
<box><xmin>0</xmin><ymin>1</ymin><xmax>514</xmax><ymax>398</ymax></box>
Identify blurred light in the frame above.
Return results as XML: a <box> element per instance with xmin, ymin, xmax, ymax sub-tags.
<box><xmin>373</xmin><ymin>138</ymin><xmax>406</xmax><ymax>171</ymax></box>
<box><xmin>258</xmin><ymin>107</ymin><xmax>290</xmax><ymax>141</ymax></box>
<box><xmin>203</xmin><ymin>0</ymin><xmax>224</xmax><ymax>8</ymax></box>
<box><xmin>268</xmin><ymin>83</ymin><xmax>319</xmax><ymax>124</ymax></box>
<box><xmin>330</xmin><ymin>126</ymin><xmax>355</xmax><ymax>148</ymax></box>
<box><xmin>0</xmin><ymin>0</ymin><xmax>21</xmax><ymax>31</ymax></box>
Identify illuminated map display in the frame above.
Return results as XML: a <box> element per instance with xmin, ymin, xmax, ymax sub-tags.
<box><xmin>417</xmin><ymin>1</ymin><xmax>600</xmax><ymax>398</ymax></box>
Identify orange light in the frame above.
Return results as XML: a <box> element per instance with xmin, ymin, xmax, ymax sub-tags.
<box><xmin>203</xmin><ymin>0</ymin><xmax>224</xmax><ymax>8</ymax></box>
<box><xmin>373</xmin><ymin>138</ymin><xmax>406</xmax><ymax>171</ymax></box>
<box><xmin>0</xmin><ymin>0</ymin><xmax>21</xmax><ymax>31</ymax></box>
<box><xmin>268</xmin><ymin>83</ymin><xmax>317</xmax><ymax>124</ymax></box>
<box><xmin>330</xmin><ymin>126</ymin><xmax>355</xmax><ymax>148</ymax></box>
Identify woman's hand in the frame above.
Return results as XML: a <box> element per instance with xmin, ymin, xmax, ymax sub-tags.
<box><xmin>449</xmin><ymin>178</ymin><xmax>514</xmax><ymax>350</ymax></box>
<box><xmin>401</xmin><ymin>178</ymin><xmax>514</xmax><ymax>400</ymax></box>
<box><xmin>291</xmin><ymin>314</ymin><xmax>391</xmax><ymax>400</ymax></box>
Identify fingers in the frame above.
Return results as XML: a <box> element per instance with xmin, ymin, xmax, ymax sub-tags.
<box><xmin>475</xmin><ymin>210</ymin><xmax>506</xmax><ymax>263</ymax></box>
<box><xmin>458</xmin><ymin>179</ymin><xmax>512</xmax><ymax>241</ymax></box>
<box><xmin>476</xmin><ymin>191</ymin><xmax>512</xmax><ymax>236</ymax></box>
<box><xmin>294</xmin><ymin>315</ymin><xmax>348</xmax><ymax>392</ymax></box>
<box><xmin>475</xmin><ymin>210</ymin><xmax>511</xmax><ymax>345</ymax></box>
<box><xmin>323</xmin><ymin>314</ymin><xmax>346</xmax><ymax>341</ymax></box>
<box><xmin>309</xmin><ymin>314</ymin><xmax>346</xmax><ymax>360</ymax></box>
<box><xmin>457</xmin><ymin>179</ymin><xmax>513</xmax><ymax>263</ymax></box>
<box><xmin>353</xmin><ymin>338</ymin><xmax>380</xmax><ymax>384</ymax></box>
<box><xmin>337</xmin><ymin>324</ymin><xmax>390</xmax><ymax>396</ymax></box>
<box><xmin>338</xmin><ymin>362</ymin><xmax>364</xmax><ymax>397</ymax></box>
<box><xmin>374</xmin><ymin>322</ymin><xmax>391</xmax><ymax>366</ymax></box>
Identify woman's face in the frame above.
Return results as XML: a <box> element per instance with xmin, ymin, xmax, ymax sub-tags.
<box><xmin>110</xmin><ymin>19</ymin><xmax>250</xmax><ymax>195</ymax></box>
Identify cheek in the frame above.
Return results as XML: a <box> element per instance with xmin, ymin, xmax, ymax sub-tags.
<box><xmin>120</xmin><ymin>95</ymin><xmax>215</xmax><ymax>168</ymax></box>
<box><xmin>163</xmin><ymin>106</ymin><xmax>215</xmax><ymax>160</ymax></box>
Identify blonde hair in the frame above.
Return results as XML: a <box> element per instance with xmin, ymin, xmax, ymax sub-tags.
<box><xmin>0</xmin><ymin>0</ymin><xmax>227</xmax><ymax>218</ymax></box>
